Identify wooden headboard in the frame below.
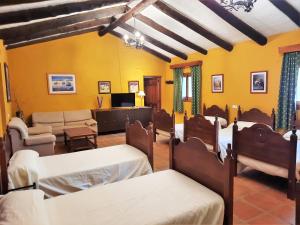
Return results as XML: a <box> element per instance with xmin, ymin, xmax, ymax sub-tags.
<box><xmin>152</xmin><ymin>109</ymin><xmax>175</xmax><ymax>141</ymax></box>
<box><xmin>203</xmin><ymin>104</ymin><xmax>229</xmax><ymax>123</ymax></box>
<box><xmin>125</xmin><ymin>119</ymin><xmax>153</xmax><ymax>169</ymax></box>
<box><xmin>237</xmin><ymin>106</ymin><xmax>275</xmax><ymax>130</ymax></box>
<box><xmin>170</xmin><ymin>133</ymin><xmax>234</xmax><ymax>225</ymax></box>
<box><xmin>183</xmin><ymin>112</ymin><xmax>219</xmax><ymax>153</ymax></box>
<box><xmin>233</xmin><ymin>122</ymin><xmax>297</xmax><ymax>199</ymax></box>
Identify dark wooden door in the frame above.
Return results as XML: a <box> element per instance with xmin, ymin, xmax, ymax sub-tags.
<box><xmin>144</xmin><ymin>76</ymin><xmax>161</xmax><ymax>110</ymax></box>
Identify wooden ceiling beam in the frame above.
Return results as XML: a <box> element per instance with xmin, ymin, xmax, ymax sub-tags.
<box><xmin>270</xmin><ymin>0</ymin><xmax>300</xmax><ymax>27</ymax></box>
<box><xmin>109</xmin><ymin>30</ymin><xmax>171</xmax><ymax>62</ymax></box>
<box><xmin>0</xmin><ymin>0</ymin><xmax>130</xmax><ymax>25</ymax></box>
<box><xmin>120</xmin><ymin>23</ymin><xmax>188</xmax><ymax>60</ymax></box>
<box><xmin>135</xmin><ymin>14</ymin><xmax>207</xmax><ymax>55</ymax></box>
<box><xmin>153</xmin><ymin>1</ymin><xmax>233</xmax><ymax>51</ymax></box>
<box><xmin>0</xmin><ymin>4</ymin><xmax>126</xmax><ymax>41</ymax></box>
<box><xmin>99</xmin><ymin>0</ymin><xmax>158</xmax><ymax>36</ymax></box>
<box><xmin>199</xmin><ymin>0</ymin><xmax>267</xmax><ymax>45</ymax></box>
<box><xmin>5</xmin><ymin>18</ymin><xmax>111</xmax><ymax>46</ymax></box>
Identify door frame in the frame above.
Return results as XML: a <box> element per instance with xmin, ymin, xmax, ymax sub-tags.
<box><xmin>143</xmin><ymin>76</ymin><xmax>162</xmax><ymax>110</ymax></box>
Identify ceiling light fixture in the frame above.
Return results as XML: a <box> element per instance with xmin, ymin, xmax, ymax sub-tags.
<box><xmin>219</xmin><ymin>0</ymin><xmax>257</xmax><ymax>12</ymax></box>
<box><xmin>123</xmin><ymin>17</ymin><xmax>144</xmax><ymax>49</ymax></box>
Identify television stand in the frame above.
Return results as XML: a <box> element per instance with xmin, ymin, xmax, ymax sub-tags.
<box><xmin>92</xmin><ymin>107</ymin><xmax>152</xmax><ymax>134</ymax></box>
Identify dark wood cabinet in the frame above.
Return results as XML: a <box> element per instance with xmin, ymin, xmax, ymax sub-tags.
<box><xmin>92</xmin><ymin>107</ymin><xmax>152</xmax><ymax>134</ymax></box>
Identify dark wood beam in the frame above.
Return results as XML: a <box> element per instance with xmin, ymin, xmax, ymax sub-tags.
<box><xmin>99</xmin><ymin>0</ymin><xmax>158</xmax><ymax>36</ymax></box>
<box><xmin>153</xmin><ymin>1</ymin><xmax>233</xmax><ymax>51</ymax></box>
<box><xmin>135</xmin><ymin>14</ymin><xmax>207</xmax><ymax>55</ymax></box>
<box><xmin>120</xmin><ymin>23</ymin><xmax>188</xmax><ymax>60</ymax></box>
<box><xmin>6</xmin><ymin>20</ymin><xmax>110</xmax><ymax>49</ymax></box>
<box><xmin>5</xmin><ymin>18</ymin><xmax>111</xmax><ymax>45</ymax></box>
<box><xmin>109</xmin><ymin>30</ymin><xmax>171</xmax><ymax>62</ymax></box>
<box><xmin>0</xmin><ymin>0</ymin><xmax>130</xmax><ymax>25</ymax></box>
<box><xmin>0</xmin><ymin>4</ymin><xmax>126</xmax><ymax>41</ymax></box>
<box><xmin>199</xmin><ymin>0</ymin><xmax>267</xmax><ymax>45</ymax></box>
<box><xmin>270</xmin><ymin>0</ymin><xmax>300</xmax><ymax>27</ymax></box>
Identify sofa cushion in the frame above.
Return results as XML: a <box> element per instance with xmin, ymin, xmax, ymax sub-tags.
<box><xmin>52</xmin><ymin>126</ymin><xmax>65</xmax><ymax>136</ymax></box>
<box><xmin>8</xmin><ymin>117</ymin><xmax>29</xmax><ymax>139</ymax></box>
<box><xmin>32</xmin><ymin>112</ymin><xmax>64</xmax><ymax>127</ymax></box>
<box><xmin>63</xmin><ymin>110</ymin><xmax>92</xmax><ymax>123</ymax></box>
<box><xmin>28</xmin><ymin>126</ymin><xmax>52</xmax><ymax>135</ymax></box>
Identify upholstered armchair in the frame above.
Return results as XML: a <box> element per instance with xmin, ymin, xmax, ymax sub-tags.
<box><xmin>7</xmin><ymin>117</ymin><xmax>56</xmax><ymax>156</ymax></box>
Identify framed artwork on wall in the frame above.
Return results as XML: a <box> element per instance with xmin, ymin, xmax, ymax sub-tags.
<box><xmin>211</xmin><ymin>74</ymin><xmax>224</xmax><ymax>93</ymax></box>
<box><xmin>250</xmin><ymin>71</ymin><xmax>268</xmax><ymax>94</ymax></box>
<box><xmin>128</xmin><ymin>81</ymin><xmax>139</xmax><ymax>93</ymax></box>
<box><xmin>4</xmin><ymin>63</ymin><xmax>11</xmax><ymax>102</ymax></box>
<box><xmin>98</xmin><ymin>81</ymin><xmax>111</xmax><ymax>94</ymax></box>
<box><xmin>48</xmin><ymin>74</ymin><xmax>76</xmax><ymax>94</ymax></box>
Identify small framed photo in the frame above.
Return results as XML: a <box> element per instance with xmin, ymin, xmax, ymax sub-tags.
<box><xmin>211</xmin><ymin>74</ymin><xmax>224</xmax><ymax>93</ymax></box>
<box><xmin>98</xmin><ymin>81</ymin><xmax>111</xmax><ymax>94</ymax></box>
<box><xmin>128</xmin><ymin>81</ymin><xmax>139</xmax><ymax>93</ymax></box>
<box><xmin>4</xmin><ymin>63</ymin><xmax>11</xmax><ymax>102</ymax></box>
<box><xmin>48</xmin><ymin>74</ymin><xmax>76</xmax><ymax>94</ymax></box>
<box><xmin>250</xmin><ymin>71</ymin><xmax>268</xmax><ymax>94</ymax></box>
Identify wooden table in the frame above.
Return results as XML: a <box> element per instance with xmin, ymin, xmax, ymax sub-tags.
<box><xmin>64</xmin><ymin>127</ymin><xmax>97</xmax><ymax>152</ymax></box>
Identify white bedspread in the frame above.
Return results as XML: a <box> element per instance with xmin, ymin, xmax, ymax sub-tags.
<box><xmin>205</xmin><ymin>116</ymin><xmax>227</xmax><ymax>127</ymax></box>
<box><xmin>8</xmin><ymin>144</ymin><xmax>152</xmax><ymax>197</ymax></box>
<box><xmin>46</xmin><ymin>170</ymin><xmax>224</xmax><ymax>225</ymax></box>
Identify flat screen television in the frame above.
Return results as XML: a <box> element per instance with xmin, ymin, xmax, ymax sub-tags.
<box><xmin>111</xmin><ymin>93</ymin><xmax>135</xmax><ymax>107</ymax></box>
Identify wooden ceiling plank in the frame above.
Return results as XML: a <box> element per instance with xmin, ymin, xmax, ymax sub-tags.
<box><xmin>135</xmin><ymin>14</ymin><xmax>208</xmax><ymax>55</ymax></box>
<box><xmin>0</xmin><ymin>4</ymin><xmax>126</xmax><ymax>41</ymax></box>
<box><xmin>153</xmin><ymin>0</ymin><xmax>233</xmax><ymax>51</ymax></box>
<box><xmin>270</xmin><ymin>0</ymin><xmax>300</xmax><ymax>27</ymax></box>
<box><xmin>109</xmin><ymin>30</ymin><xmax>171</xmax><ymax>62</ymax></box>
<box><xmin>199</xmin><ymin>0</ymin><xmax>267</xmax><ymax>45</ymax></box>
<box><xmin>120</xmin><ymin>23</ymin><xmax>188</xmax><ymax>60</ymax></box>
<box><xmin>5</xmin><ymin>18</ymin><xmax>111</xmax><ymax>45</ymax></box>
<box><xmin>99</xmin><ymin>0</ymin><xmax>158</xmax><ymax>36</ymax></box>
<box><xmin>0</xmin><ymin>0</ymin><xmax>130</xmax><ymax>25</ymax></box>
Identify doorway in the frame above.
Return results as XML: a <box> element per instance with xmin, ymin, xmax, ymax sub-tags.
<box><xmin>143</xmin><ymin>76</ymin><xmax>161</xmax><ymax>110</ymax></box>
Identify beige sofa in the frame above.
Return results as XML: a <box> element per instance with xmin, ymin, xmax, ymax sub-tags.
<box><xmin>8</xmin><ymin>117</ymin><xmax>56</xmax><ymax>156</ymax></box>
<box><xmin>32</xmin><ymin>110</ymin><xmax>98</xmax><ymax>139</ymax></box>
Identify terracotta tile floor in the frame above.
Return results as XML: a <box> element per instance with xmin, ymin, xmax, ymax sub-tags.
<box><xmin>55</xmin><ymin>133</ymin><xmax>295</xmax><ymax>225</ymax></box>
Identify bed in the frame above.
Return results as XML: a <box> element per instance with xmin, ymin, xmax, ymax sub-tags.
<box><xmin>296</xmin><ymin>182</ymin><xmax>300</xmax><ymax>225</ymax></box>
<box><xmin>1</xmin><ymin>120</ymin><xmax>153</xmax><ymax>197</ymax></box>
<box><xmin>0</xmin><ymin>135</ymin><xmax>234</xmax><ymax>225</ymax></box>
<box><xmin>203</xmin><ymin>104</ymin><xmax>229</xmax><ymax>128</ymax></box>
<box><xmin>152</xmin><ymin>109</ymin><xmax>175</xmax><ymax>142</ymax></box>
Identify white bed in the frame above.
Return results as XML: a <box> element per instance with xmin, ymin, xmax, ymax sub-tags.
<box><xmin>8</xmin><ymin>144</ymin><xmax>152</xmax><ymax>197</ymax></box>
<box><xmin>0</xmin><ymin>170</ymin><xmax>224</xmax><ymax>225</ymax></box>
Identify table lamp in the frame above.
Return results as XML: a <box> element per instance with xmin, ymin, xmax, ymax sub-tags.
<box><xmin>138</xmin><ymin>90</ymin><xmax>146</xmax><ymax>106</ymax></box>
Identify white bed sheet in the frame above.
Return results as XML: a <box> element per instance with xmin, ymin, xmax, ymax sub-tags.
<box><xmin>204</xmin><ymin>116</ymin><xmax>227</xmax><ymax>127</ymax></box>
<box><xmin>46</xmin><ymin>170</ymin><xmax>224</xmax><ymax>225</ymax></box>
<box><xmin>9</xmin><ymin>144</ymin><xmax>152</xmax><ymax>197</ymax></box>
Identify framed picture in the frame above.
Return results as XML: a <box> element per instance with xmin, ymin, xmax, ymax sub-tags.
<box><xmin>211</xmin><ymin>74</ymin><xmax>224</xmax><ymax>93</ymax></box>
<box><xmin>48</xmin><ymin>74</ymin><xmax>76</xmax><ymax>94</ymax></box>
<box><xmin>250</xmin><ymin>71</ymin><xmax>268</xmax><ymax>94</ymax></box>
<box><xmin>4</xmin><ymin>63</ymin><xmax>11</xmax><ymax>102</ymax></box>
<box><xmin>128</xmin><ymin>81</ymin><xmax>139</xmax><ymax>93</ymax></box>
<box><xmin>98</xmin><ymin>81</ymin><xmax>111</xmax><ymax>94</ymax></box>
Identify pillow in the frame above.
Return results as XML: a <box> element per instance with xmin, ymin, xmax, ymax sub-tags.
<box><xmin>8</xmin><ymin>150</ymin><xmax>40</xmax><ymax>189</ymax></box>
<box><xmin>227</xmin><ymin>121</ymin><xmax>256</xmax><ymax>130</ymax></box>
<box><xmin>283</xmin><ymin>130</ymin><xmax>300</xmax><ymax>140</ymax></box>
<box><xmin>0</xmin><ymin>190</ymin><xmax>50</xmax><ymax>225</ymax></box>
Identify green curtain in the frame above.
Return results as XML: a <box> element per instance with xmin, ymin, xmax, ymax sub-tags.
<box><xmin>277</xmin><ymin>52</ymin><xmax>300</xmax><ymax>129</ymax></box>
<box><xmin>173</xmin><ymin>68</ymin><xmax>184</xmax><ymax>113</ymax></box>
<box><xmin>191</xmin><ymin>65</ymin><xmax>201</xmax><ymax>115</ymax></box>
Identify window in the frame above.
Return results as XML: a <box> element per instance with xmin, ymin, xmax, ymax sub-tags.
<box><xmin>182</xmin><ymin>73</ymin><xmax>192</xmax><ymax>101</ymax></box>
<box><xmin>296</xmin><ymin>68</ymin><xmax>300</xmax><ymax>102</ymax></box>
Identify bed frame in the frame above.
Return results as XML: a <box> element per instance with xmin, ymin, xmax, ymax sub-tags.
<box><xmin>203</xmin><ymin>104</ymin><xmax>229</xmax><ymax>127</ymax></box>
<box><xmin>183</xmin><ymin>112</ymin><xmax>219</xmax><ymax>153</ymax></box>
<box><xmin>125</xmin><ymin>119</ymin><xmax>154</xmax><ymax>169</ymax></box>
<box><xmin>232</xmin><ymin>121</ymin><xmax>297</xmax><ymax>199</ymax></box>
<box><xmin>170</xmin><ymin>132</ymin><xmax>234</xmax><ymax>225</ymax></box>
<box><xmin>152</xmin><ymin>109</ymin><xmax>175</xmax><ymax>142</ymax></box>
<box><xmin>296</xmin><ymin>182</ymin><xmax>300</xmax><ymax>225</ymax></box>
<box><xmin>237</xmin><ymin>106</ymin><xmax>276</xmax><ymax>130</ymax></box>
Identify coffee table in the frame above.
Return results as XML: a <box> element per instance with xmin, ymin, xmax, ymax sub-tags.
<box><xmin>64</xmin><ymin>127</ymin><xmax>97</xmax><ymax>152</ymax></box>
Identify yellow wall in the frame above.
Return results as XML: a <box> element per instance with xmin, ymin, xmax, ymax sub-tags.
<box><xmin>0</xmin><ymin>40</ymin><xmax>12</xmax><ymax>136</ymax></box>
<box><xmin>163</xmin><ymin>29</ymin><xmax>300</xmax><ymax>123</ymax></box>
<box><xmin>7</xmin><ymin>32</ymin><xmax>166</xmax><ymax>120</ymax></box>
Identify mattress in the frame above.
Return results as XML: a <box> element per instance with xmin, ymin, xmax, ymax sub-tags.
<box><xmin>46</xmin><ymin>170</ymin><xmax>224</xmax><ymax>225</ymax></box>
<box><xmin>8</xmin><ymin>144</ymin><xmax>152</xmax><ymax>197</ymax></box>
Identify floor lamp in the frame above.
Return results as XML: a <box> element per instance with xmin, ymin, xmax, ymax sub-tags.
<box><xmin>138</xmin><ymin>90</ymin><xmax>146</xmax><ymax>106</ymax></box>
